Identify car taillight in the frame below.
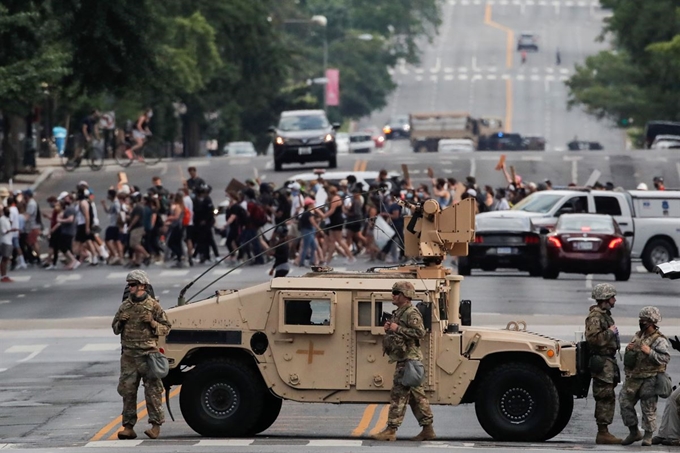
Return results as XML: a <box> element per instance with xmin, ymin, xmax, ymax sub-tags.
<box><xmin>524</xmin><ymin>234</ymin><xmax>540</xmax><ymax>244</ymax></box>
<box><xmin>547</xmin><ymin>237</ymin><xmax>561</xmax><ymax>248</ymax></box>
<box><xmin>474</xmin><ymin>236</ymin><xmax>483</xmax><ymax>243</ymax></box>
<box><xmin>608</xmin><ymin>238</ymin><xmax>624</xmax><ymax>249</ymax></box>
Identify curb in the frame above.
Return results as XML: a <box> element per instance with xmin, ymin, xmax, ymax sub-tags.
<box><xmin>31</xmin><ymin>167</ymin><xmax>55</xmax><ymax>192</ymax></box>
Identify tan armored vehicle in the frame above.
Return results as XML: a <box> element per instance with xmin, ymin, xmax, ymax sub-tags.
<box><xmin>160</xmin><ymin>198</ymin><xmax>590</xmax><ymax>441</ymax></box>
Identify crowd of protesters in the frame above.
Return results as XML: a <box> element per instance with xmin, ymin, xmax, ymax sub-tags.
<box><xmin>0</xmin><ymin>162</ymin><xmax>668</xmax><ymax>282</ymax></box>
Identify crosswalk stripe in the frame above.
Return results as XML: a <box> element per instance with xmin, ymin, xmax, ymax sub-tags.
<box><xmin>9</xmin><ymin>276</ymin><xmax>31</xmax><ymax>282</ymax></box>
<box><xmin>107</xmin><ymin>272</ymin><xmax>129</xmax><ymax>280</ymax></box>
<box><xmin>210</xmin><ymin>269</ymin><xmax>243</xmax><ymax>277</ymax></box>
<box><xmin>159</xmin><ymin>270</ymin><xmax>190</xmax><ymax>277</ymax></box>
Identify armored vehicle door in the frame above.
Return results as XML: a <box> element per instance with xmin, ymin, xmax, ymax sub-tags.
<box><xmin>354</xmin><ymin>292</ymin><xmax>432</xmax><ymax>391</ymax></box>
<box><xmin>269</xmin><ymin>290</ymin><xmax>349</xmax><ymax>390</ymax></box>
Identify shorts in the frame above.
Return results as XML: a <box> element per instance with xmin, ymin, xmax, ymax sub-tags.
<box><xmin>75</xmin><ymin>224</ymin><xmax>94</xmax><ymax>243</ymax></box>
<box><xmin>0</xmin><ymin>243</ymin><xmax>12</xmax><ymax>258</ymax></box>
<box><xmin>105</xmin><ymin>226</ymin><xmax>120</xmax><ymax>242</ymax></box>
<box><xmin>345</xmin><ymin>220</ymin><xmax>363</xmax><ymax>233</ymax></box>
<box><xmin>132</xmin><ymin>130</ymin><xmax>146</xmax><ymax>140</ymax></box>
<box><xmin>12</xmin><ymin>237</ymin><xmax>19</xmax><ymax>249</ymax></box>
<box><xmin>186</xmin><ymin>225</ymin><xmax>196</xmax><ymax>243</ymax></box>
<box><xmin>48</xmin><ymin>231</ymin><xmax>60</xmax><ymax>249</ymax></box>
<box><xmin>27</xmin><ymin>229</ymin><xmax>40</xmax><ymax>246</ymax></box>
<box><xmin>59</xmin><ymin>234</ymin><xmax>74</xmax><ymax>254</ymax></box>
<box><xmin>129</xmin><ymin>228</ymin><xmax>144</xmax><ymax>248</ymax></box>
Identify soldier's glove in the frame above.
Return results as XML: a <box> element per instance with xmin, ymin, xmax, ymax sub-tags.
<box><xmin>669</xmin><ymin>335</ymin><xmax>680</xmax><ymax>352</ymax></box>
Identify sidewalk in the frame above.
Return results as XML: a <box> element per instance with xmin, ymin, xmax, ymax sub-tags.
<box><xmin>2</xmin><ymin>157</ymin><xmax>61</xmax><ymax>193</ymax></box>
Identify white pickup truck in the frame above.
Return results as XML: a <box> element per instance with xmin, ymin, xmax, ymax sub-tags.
<box><xmin>477</xmin><ymin>189</ymin><xmax>680</xmax><ymax>272</ymax></box>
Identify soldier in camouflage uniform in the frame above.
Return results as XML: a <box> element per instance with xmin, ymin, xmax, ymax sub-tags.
<box><xmin>373</xmin><ymin>281</ymin><xmax>435</xmax><ymax>442</ymax></box>
<box><xmin>585</xmin><ymin>283</ymin><xmax>623</xmax><ymax>444</ymax></box>
<box><xmin>112</xmin><ymin>270</ymin><xmax>171</xmax><ymax>440</ymax></box>
<box><xmin>619</xmin><ymin>306</ymin><xmax>671</xmax><ymax>446</ymax></box>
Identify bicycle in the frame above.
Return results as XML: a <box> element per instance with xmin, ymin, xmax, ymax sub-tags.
<box><xmin>60</xmin><ymin>137</ymin><xmax>104</xmax><ymax>172</ymax></box>
<box><xmin>114</xmin><ymin>133</ymin><xmax>164</xmax><ymax>167</ymax></box>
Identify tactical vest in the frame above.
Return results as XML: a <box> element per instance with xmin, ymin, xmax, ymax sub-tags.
<box><xmin>586</xmin><ymin>307</ymin><xmax>619</xmax><ymax>357</ymax></box>
<box><xmin>120</xmin><ymin>296</ymin><xmax>160</xmax><ymax>353</ymax></box>
<box><xmin>383</xmin><ymin>305</ymin><xmax>420</xmax><ymax>362</ymax></box>
<box><xmin>624</xmin><ymin>330</ymin><xmax>667</xmax><ymax>379</ymax></box>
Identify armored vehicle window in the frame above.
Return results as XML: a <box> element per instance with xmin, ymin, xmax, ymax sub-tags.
<box><xmin>358</xmin><ymin>301</ymin><xmax>372</xmax><ymax>327</ymax></box>
<box><xmin>284</xmin><ymin>299</ymin><xmax>331</xmax><ymax>326</ymax></box>
<box><xmin>374</xmin><ymin>301</ymin><xmax>398</xmax><ymax>326</ymax></box>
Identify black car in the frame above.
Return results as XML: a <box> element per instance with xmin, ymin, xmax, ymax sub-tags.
<box><xmin>383</xmin><ymin>114</ymin><xmax>411</xmax><ymax>139</ymax></box>
<box><xmin>457</xmin><ymin>215</ymin><xmax>542</xmax><ymax>276</ymax></box>
<box><xmin>478</xmin><ymin>132</ymin><xmax>524</xmax><ymax>151</ymax></box>
<box><xmin>567</xmin><ymin>140</ymin><xmax>603</xmax><ymax>151</ymax></box>
<box><xmin>270</xmin><ymin>110</ymin><xmax>339</xmax><ymax>172</ymax></box>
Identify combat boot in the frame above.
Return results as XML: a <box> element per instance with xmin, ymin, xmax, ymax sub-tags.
<box><xmin>621</xmin><ymin>425</ymin><xmax>643</xmax><ymax>445</ymax></box>
<box><xmin>411</xmin><ymin>424</ymin><xmax>436</xmax><ymax>441</ymax></box>
<box><xmin>595</xmin><ymin>424</ymin><xmax>621</xmax><ymax>445</ymax></box>
<box><xmin>372</xmin><ymin>426</ymin><xmax>397</xmax><ymax>441</ymax></box>
<box><xmin>144</xmin><ymin>424</ymin><xmax>161</xmax><ymax>439</ymax></box>
<box><xmin>641</xmin><ymin>430</ymin><xmax>654</xmax><ymax>447</ymax></box>
<box><xmin>117</xmin><ymin>425</ymin><xmax>137</xmax><ymax>440</ymax></box>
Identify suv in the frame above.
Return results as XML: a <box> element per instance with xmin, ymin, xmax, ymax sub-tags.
<box><xmin>270</xmin><ymin>110</ymin><xmax>339</xmax><ymax>172</ymax></box>
<box><xmin>383</xmin><ymin>114</ymin><xmax>411</xmax><ymax>139</ymax></box>
<box><xmin>517</xmin><ymin>33</ymin><xmax>538</xmax><ymax>52</ymax></box>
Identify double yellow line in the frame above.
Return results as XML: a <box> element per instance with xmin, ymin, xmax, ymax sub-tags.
<box><xmin>352</xmin><ymin>159</ymin><xmax>368</xmax><ymax>172</ymax></box>
<box><xmin>90</xmin><ymin>386</ymin><xmax>182</xmax><ymax>441</ymax></box>
<box><xmin>350</xmin><ymin>404</ymin><xmax>389</xmax><ymax>437</ymax></box>
<box><xmin>484</xmin><ymin>4</ymin><xmax>514</xmax><ymax>133</ymax></box>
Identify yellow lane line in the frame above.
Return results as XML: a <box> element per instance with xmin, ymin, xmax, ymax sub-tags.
<box><xmin>368</xmin><ymin>405</ymin><xmax>389</xmax><ymax>435</ymax></box>
<box><xmin>505</xmin><ymin>78</ymin><xmax>513</xmax><ymax>133</ymax></box>
<box><xmin>350</xmin><ymin>404</ymin><xmax>378</xmax><ymax>437</ymax></box>
<box><xmin>360</xmin><ymin>160</ymin><xmax>368</xmax><ymax>172</ymax></box>
<box><xmin>353</xmin><ymin>159</ymin><xmax>360</xmax><ymax>172</ymax></box>
<box><xmin>484</xmin><ymin>4</ymin><xmax>514</xmax><ymax>69</ymax></box>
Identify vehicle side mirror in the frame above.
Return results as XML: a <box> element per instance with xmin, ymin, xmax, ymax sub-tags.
<box><xmin>539</xmin><ymin>228</ymin><xmax>550</xmax><ymax>235</ymax></box>
<box><xmin>268</xmin><ymin>126</ymin><xmax>276</xmax><ymax>134</ymax></box>
<box><xmin>624</xmin><ymin>231</ymin><xmax>634</xmax><ymax>237</ymax></box>
<box><xmin>332</xmin><ymin>123</ymin><xmax>341</xmax><ymax>130</ymax></box>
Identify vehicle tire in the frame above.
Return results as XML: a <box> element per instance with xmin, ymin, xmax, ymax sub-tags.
<box><xmin>615</xmin><ymin>257</ymin><xmax>631</xmax><ymax>281</ymax></box>
<box><xmin>542</xmin><ymin>266</ymin><xmax>559</xmax><ymax>279</ymax></box>
<box><xmin>475</xmin><ymin>362</ymin><xmax>560</xmax><ymax>441</ymax></box>
<box><xmin>417</xmin><ymin>145</ymin><xmax>428</xmax><ymax>153</ymax></box>
<box><xmin>642</xmin><ymin>238</ymin><xmax>675</xmax><ymax>272</ymax></box>
<box><xmin>274</xmin><ymin>159</ymin><xmax>283</xmax><ymax>172</ymax></box>
<box><xmin>528</xmin><ymin>264</ymin><xmax>542</xmax><ymax>277</ymax></box>
<box><xmin>143</xmin><ymin>140</ymin><xmax>164</xmax><ymax>165</ymax></box>
<box><xmin>544</xmin><ymin>388</ymin><xmax>574</xmax><ymax>440</ymax></box>
<box><xmin>328</xmin><ymin>155</ymin><xmax>337</xmax><ymax>169</ymax></box>
<box><xmin>179</xmin><ymin>359</ymin><xmax>265</xmax><ymax>437</ymax></box>
<box><xmin>248</xmin><ymin>391</ymin><xmax>283</xmax><ymax>435</ymax></box>
<box><xmin>457</xmin><ymin>256</ymin><xmax>471</xmax><ymax>276</ymax></box>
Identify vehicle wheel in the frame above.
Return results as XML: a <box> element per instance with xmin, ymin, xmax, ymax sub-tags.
<box><xmin>475</xmin><ymin>362</ymin><xmax>559</xmax><ymax>441</ymax></box>
<box><xmin>615</xmin><ymin>257</ymin><xmax>631</xmax><ymax>281</ymax></box>
<box><xmin>457</xmin><ymin>256</ymin><xmax>471</xmax><ymax>276</ymax></box>
<box><xmin>114</xmin><ymin>144</ymin><xmax>133</xmax><ymax>168</ymax></box>
<box><xmin>179</xmin><ymin>359</ymin><xmax>265</xmax><ymax>437</ymax></box>
<box><xmin>417</xmin><ymin>145</ymin><xmax>428</xmax><ymax>153</ymax></box>
<box><xmin>248</xmin><ymin>391</ymin><xmax>283</xmax><ymax>435</ymax></box>
<box><xmin>528</xmin><ymin>263</ymin><xmax>542</xmax><ymax>277</ymax></box>
<box><xmin>544</xmin><ymin>388</ymin><xmax>574</xmax><ymax>440</ymax></box>
<box><xmin>328</xmin><ymin>156</ymin><xmax>337</xmax><ymax>169</ymax></box>
<box><xmin>642</xmin><ymin>238</ymin><xmax>675</xmax><ymax>272</ymax></box>
<box><xmin>143</xmin><ymin>140</ymin><xmax>164</xmax><ymax>165</ymax></box>
<box><xmin>274</xmin><ymin>159</ymin><xmax>283</xmax><ymax>172</ymax></box>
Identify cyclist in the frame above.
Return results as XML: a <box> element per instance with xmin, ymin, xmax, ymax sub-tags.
<box><xmin>126</xmin><ymin>108</ymin><xmax>153</xmax><ymax>161</ymax></box>
<box><xmin>78</xmin><ymin>110</ymin><xmax>101</xmax><ymax>158</ymax></box>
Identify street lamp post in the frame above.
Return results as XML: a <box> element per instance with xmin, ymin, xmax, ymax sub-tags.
<box><xmin>311</xmin><ymin>15</ymin><xmax>328</xmax><ymax>111</ymax></box>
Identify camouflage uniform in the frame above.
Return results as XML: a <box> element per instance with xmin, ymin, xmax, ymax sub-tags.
<box><xmin>586</xmin><ymin>303</ymin><xmax>620</xmax><ymax>426</ymax></box>
<box><xmin>620</xmin><ymin>307</ymin><xmax>671</xmax><ymax>434</ymax></box>
<box><xmin>383</xmin><ymin>283</ymin><xmax>433</xmax><ymax>429</ymax></box>
<box><xmin>112</xmin><ymin>272</ymin><xmax>171</xmax><ymax>429</ymax></box>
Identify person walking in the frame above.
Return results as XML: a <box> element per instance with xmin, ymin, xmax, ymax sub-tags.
<box><xmin>373</xmin><ymin>281</ymin><xmax>435</xmax><ymax>442</ymax></box>
<box><xmin>1</xmin><ymin>206</ymin><xmax>16</xmax><ymax>282</ymax></box>
<box><xmin>620</xmin><ymin>306</ymin><xmax>671</xmax><ymax>446</ymax></box>
<box><xmin>112</xmin><ymin>270</ymin><xmax>171</xmax><ymax>440</ymax></box>
<box><xmin>585</xmin><ymin>283</ymin><xmax>622</xmax><ymax>444</ymax></box>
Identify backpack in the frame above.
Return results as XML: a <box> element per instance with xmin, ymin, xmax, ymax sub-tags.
<box><xmin>182</xmin><ymin>206</ymin><xmax>191</xmax><ymax>226</ymax></box>
<box><xmin>247</xmin><ymin>201</ymin><xmax>268</xmax><ymax>228</ymax></box>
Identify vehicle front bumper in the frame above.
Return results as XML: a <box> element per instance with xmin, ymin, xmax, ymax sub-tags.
<box><xmin>274</xmin><ymin>143</ymin><xmax>336</xmax><ymax>163</ymax></box>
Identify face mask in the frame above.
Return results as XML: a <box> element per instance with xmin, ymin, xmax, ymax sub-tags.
<box><xmin>406</xmin><ymin>193</ymin><xmax>413</xmax><ymax>199</ymax></box>
<box><xmin>639</xmin><ymin>322</ymin><xmax>649</xmax><ymax>331</ymax></box>
<box><xmin>338</xmin><ymin>191</ymin><xmax>344</xmax><ymax>197</ymax></box>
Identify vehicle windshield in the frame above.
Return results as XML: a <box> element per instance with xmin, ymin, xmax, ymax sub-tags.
<box><xmin>558</xmin><ymin>216</ymin><xmax>614</xmax><ymax>233</ymax></box>
<box><xmin>389</xmin><ymin>115</ymin><xmax>409</xmax><ymax>125</ymax></box>
<box><xmin>279</xmin><ymin>114</ymin><xmax>329</xmax><ymax>131</ymax></box>
<box><xmin>476</xmin><ymin>216</ymin><xmax>531</xmax><ymax>232</ymax></box>
<box><xmin>350</xmin><ymin>134</ymin><xmax>371</xmax><ymax>142</ymax></box>
<box><xmin>512</xmin><ymin>193</ymin><xmax>563</xmax><ymax>213</ymax></box>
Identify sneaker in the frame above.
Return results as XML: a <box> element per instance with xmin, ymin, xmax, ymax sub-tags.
<box><xmin>15</xmin><ymin>263</ymin><xmax>28</xmax><ymax>270</ymax></box>
<box><xmin>44</xmin><ymin>264</ymin><xmax>56</xmax><ymax>270</ymax></box>
<box><xmin>1</xmin><ymin>276</ymin><xmax>14</xmax><ymax>283</ymax></box>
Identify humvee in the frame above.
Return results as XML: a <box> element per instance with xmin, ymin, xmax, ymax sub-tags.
<box><xmin>160</xmin><ymin>198</ymin><xmax>590</xmax><ymax>441</ymax></box>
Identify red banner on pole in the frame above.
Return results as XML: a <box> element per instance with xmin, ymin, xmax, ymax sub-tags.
<box><xmin>325</xmin><ymin>69</ymin><xmax>340</xmax><ymax>106</ymax></box>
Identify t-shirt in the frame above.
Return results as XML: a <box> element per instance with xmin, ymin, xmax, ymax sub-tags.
<box><xmin>80</xmin><ymin>115</ymin><xmax>96</xmax><ymax>135</ymax></box>
<box><xmin>298</xmin><ymin>211</ymin><xmax>313</xmax><ymax>230</ymax></box>
<box><xmin>129</xmin><ymin>205</ymin><xmax>144</xmax><ymax>230</ymax></box>
<box><xmin>61</xmin><ymin>206</ymin><xmax>77</xmax><ymax>236</ymax></box>
<box><xmin>187</xmin><ymin>176</ymin><xmax>206</xmax><ymax>194</ymax></box>
<box><xmin>9</xmin><ymin>205</ymin><xmax>20</xmax><ymax>239</ymax></box>
<box><xmin>143</xmin><ymin>206</ymin><xmax>154</xmax><ymax>231</ymax></box>
<box><xmin>388</xmin><ymin>203</ymin><xmax>404</xmax><ymax>238</ymax></box>
<box><xmin>0</xmin><ymin>216</ymin><xmax>12</xmax><ymax>245</ymax></box>
<box><xmin>25</xmin><ymin>198</ymin><xmax>39</xmax><ymax>230</ymax></box>
<box><xmin>183</xmin><ymin>196</ymin><xmax>194</xmax><ymax>226</ymax></box>
<box><xmin>106</xmin><ymin>199</ymin><xmax>121</xmax><ymax>226</ymax></box>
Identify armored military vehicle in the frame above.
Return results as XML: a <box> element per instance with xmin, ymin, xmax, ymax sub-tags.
<box><xmin>160</xmin><ymin>198</ymin><xmax>590</xmax><ymax>441</ymax></box>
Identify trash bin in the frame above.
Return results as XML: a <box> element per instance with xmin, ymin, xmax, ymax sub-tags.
<box><xmin>53</xmin><ymin>126</ymin><xmax>67</xmax><ymax>156</ymax></box>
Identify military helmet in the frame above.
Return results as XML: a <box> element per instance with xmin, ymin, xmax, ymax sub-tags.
<box><xmin>126</xmin><ymin>269</ymin><xmax>150</xmax><ymax>286</ymax></box>
<box><xmin>591</xmin><ymin>283</ymin><xmax>616</xmax><ymax>301</ymax></box>
<box><xmin>392</xmin><ymin>281</ymin><xmax>416</xmax><ymax>299</ymax></box>
<box><xmin>639</xmin><ymin>306</ymin><xmax>662</xmax><ymax>324</ymax></box>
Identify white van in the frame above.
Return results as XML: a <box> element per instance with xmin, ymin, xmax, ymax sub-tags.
<box><xmin>438</xmin><ymin>138</ymin><xmax>475</xmax><ymax>152</ymax></box>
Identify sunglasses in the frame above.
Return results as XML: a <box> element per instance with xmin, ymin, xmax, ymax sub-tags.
<box><xmin>128</xmin><ymin>282</ymin><xmax>140</xmax><ymax>288</ymax></box>
<box><xmin>392</xmin><ymin>290</ymin><xmax>402</xmax><ymax>296</ymax></box>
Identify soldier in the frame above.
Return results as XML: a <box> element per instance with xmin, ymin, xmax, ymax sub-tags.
<box><xmin>585</xmin><ymin>283</ymin><xmax>622</xmax><ymax>444</ymax></box>
<box><xmin>372</xmin><ymin>281</ymin><xmax>435</xmax><ymax>442</ymax></box>
<box><xmin>112</xmin><ymin>270</ymin><xmax>171</xmax><ymax>440</ymax></box>
<box><xmin>619</xmin><ymin>306</ymin><xmax>671</xmax><ymax>446</ymax></box>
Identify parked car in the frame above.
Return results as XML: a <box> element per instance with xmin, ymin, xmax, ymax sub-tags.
<box><xmin>517</xmin><ymin>32</ymin><xmax>538</xmax><ymax>52</ymax></box>
<box><xmin>383</xmin><ymin>115</ymin><xmax>411</xmax><ymax>139</ymax></box>
<box><xmin>523</xmin><ymin>136</ymin><xmax>546</xmax><ymax>151</ymax></box>
<box><xmin>438</xmin><ymin>138</ymin><xmax>475</xmax><ymax>152</ymax></box>
<box><xmin>479</xmin><ymin>132</ymin><xmax>524</xmax><ymax>151</ymax></box>
<box><xmin>644</xmin><ymin>121</ymin><xmax>680</xmax><ymax>148</ymax></box>
<box><xmin>269</xmin><ymin>109</ymin><xmax>340</xmax><ymax>171</ymax></box>
<box><xmin>224</xmin><ymin>141</ymin><xmax>257</xmax><ymax>157</ymax></box>
<box><xmin>349</xmin><ymin>132</ymin><xmax>375</xmax><ymax>153</ymax></box>
<box><xmin>457</xmin><ymin>215</ymin><xmax>543</xmax><ymax>276</ymax></box>
<box><xmin>651</xmin><ymin>134</ymin><xmax>680</xmax><ymax>149</ymax></box>
<box><xmin>364</xmin><ymin>126</ymin><xmax>385</xmax><ymax>149</ymax></box>
<box><xmin>336</xmin><ymin>132</ymin><xmax>350</xmax><ymax>154</ymax></box>
<box><xmin>567</xmin><ymin>140</ymin><xmax>603</xmax><ymax>151</ymax></box>
<box><xmin>541</xmin><ymin>214</ymin><xmax>632</xmax><ymax>281</ymax></box>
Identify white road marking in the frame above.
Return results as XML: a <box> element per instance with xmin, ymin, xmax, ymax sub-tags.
<box><xmin>183</xmin><ymin>160</ymin><xmax>210</xmax><ymax>168</ymax></box>
<box><xmin>416</xmin><ymin>75</ymin><xmax>423</xmax><ymax>81</ymax></box>
<box><xmin>516</xmin><ymin>75</ymin><xmax>526</xmax><ymax>81</ymax></box>
<box><xmin>264</xmin><ymin>161</ymin><xmax>273</xmax><ymax>170</ymax></box>
<box><xmin>458</xmin><ymin>67</ymin><xmax>468</xmax><ymax>72</ymax></box>
<box><xmin>414</xmin><ymin>68</ymin><xmax>424</xmax><ymax>74</ymax></box>
<box><xmin>430</xmin><ymin>57</ymin><xmax>441</xmax><ymax>73</ymax></box>
<box><xmin>585</xmin><ymin>275</ymin><xmax>593</xmax><ymax>290</ymax></box>
<box><xmin>308</xmin><ymin>440</ymin><xmax>364</xmax><ymax>447</ymax></box>
<box><xmin>80</xmin><ymin>343</ymin><xmax>119</xmax><ymax>352</ymax></box>
<box><xmin>469</xmin><ymin>158</ymin><xmax>477</xmax><ymax>178</ymax></box>
<box><xmin>531</xmin><ymin>75</ymin><xmax>541</xmax><ymax>81</ymax></box>
<box><xmin>458</xmin><ymin>74</ymin><xmax>469</xmax><ymax>80</ymax></box>
<box><xmin>9</xmin><ymin>276</ymin><xmax>30</xmax><ymax>282</ymax></box>
<box><xmin>560</xmin><ymin>75</ymin><xmax>569</xmax><ymax>81</ymax></box>
<box><xmin>107</xmin><ymin>272</ymin><xmax>129</xmax><ymax>280</ymax></box>
<box><xmin>545</xmin><ymin>75</ymin><xmax>555</xmax><ymax>81</ymax></box>
<box><xmin>0</xmin><ymin>369</ymin><xmax>7</xmax><ymax>373</ymax></box>
<box><xmin>17</xmin><ymin>294</ymin><xmax>25</xmax><ymax>298</ymax></box>
<box><xmin>85</xmin><ymin>440</ymin><xmax>144</xmax><ymax>448</ymax></box>
<box><xmin>430</xmin><ymin>75</ymin><xmax>438</xmax><ymax>82</ymax></box>
<box><xmin>487</xmin><ymin>75</ymin><xmax>497</xmax><ymax>80</ymax></box>
<box><xmin>560</xmin><ymin>68</ymin><xmax>570</xmax><ymax>74</ymax></box>
<box><xmin>0</xmin><ymin>300</ymin><xmax>9</xmax><ymax>305</ymax></box>
<box><xmin>444</xmin><ymin>67</ymin><xmax>454</xmax><ymax>73</ymax></box>
<box><xmin>636</xmin><ymin>265</ymin><xmax>647</xmax><ymax>273</ymax></box>
<box><xmin>196</xmin><ymin>440</ymin><xmax>254</xmax><ymax>446</ymax></box>
<box><xmin>563</xmin><ymin>155</ymin><xmax>583</xmax><ymax>161</ymax></box>
<box><xmin>444</xmin><ymin>74</ymin><xmax>454</xmax><ymax>81</ymax></box>
<box><xmin>6</xmin><ymin>344</ymin><xmax>47</xmax><ymax>363</ymax></box>
<box><xmin>56</xmin><ymin>274</ymin><xmax>82</xmax><ymax>283</ymax></box>
<box><xmin>162</xmin><ymin>290</ymin><xmax>170</xmax><ymax>294</ymax></box>
<box><xmin>521</xmin><ymin>156</ymin><xmax>543</xmax><ymax>161</ymax></box>
<box><xmin>572</xmin><ymin>159</ymin><xmax>578</xmax><ymax>185</ymax></box>
<box><xmin>502</xmin><ymin>74</ymin><xmax>511</xmax><ymax>80</ymax></box>
<box><xmin>210</xmin><ymin>269</ymin><xmax>243</xmax><ymax>277</ymax></box>
<box><xmin>472</xmin><ymin>74</ymin><xmax>483</xmax><ymax>81</ymax></box>
<box><xmin>160</xmin><ymin>270</ymin><xmax>190</xmax><ymax>277</ymax></box>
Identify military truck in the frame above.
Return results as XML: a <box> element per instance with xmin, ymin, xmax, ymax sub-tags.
<box><xmin>409</xmin><ymin>113</ymin><xmax>504</xmax><ymax>152</ymax></box>
<box><xmin>160</xmin><ymin>198</ymin><xmax>590</xmax><ymax>441</ymax></box>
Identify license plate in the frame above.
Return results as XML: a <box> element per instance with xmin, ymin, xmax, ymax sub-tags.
<box><xmin>298</xmin><ymin>147</ymin><xmax>312</xmax><ymax>155</ymax></box>
<box><xmin>497</xmin><ymin>247</ymin><xmax>512</xmax><ymax>255</ymax></box>
<box><xmin>574</xmin><ymin>242</ymin><xmax>594</xmax><ymax>251</ymax></box>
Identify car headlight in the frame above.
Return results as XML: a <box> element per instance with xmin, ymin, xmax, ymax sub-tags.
<box><xmin>403</xmin><ymin>124</ymin><xmax>411</xmax><ymax>131</ymax></box>
<box><xmin>275</xmin><ymin>136</ymin><xmax>284</xmax><ymax>145</ymax></box>
<box><xmin>383</xmin><ymin>126</ymin><xmax>392</xmax><ymax>134</ymax></box>
<box><xmin>324</xmin><ymin>134</ymin><xmax>334</xmax><ymax>142</ymax></box>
